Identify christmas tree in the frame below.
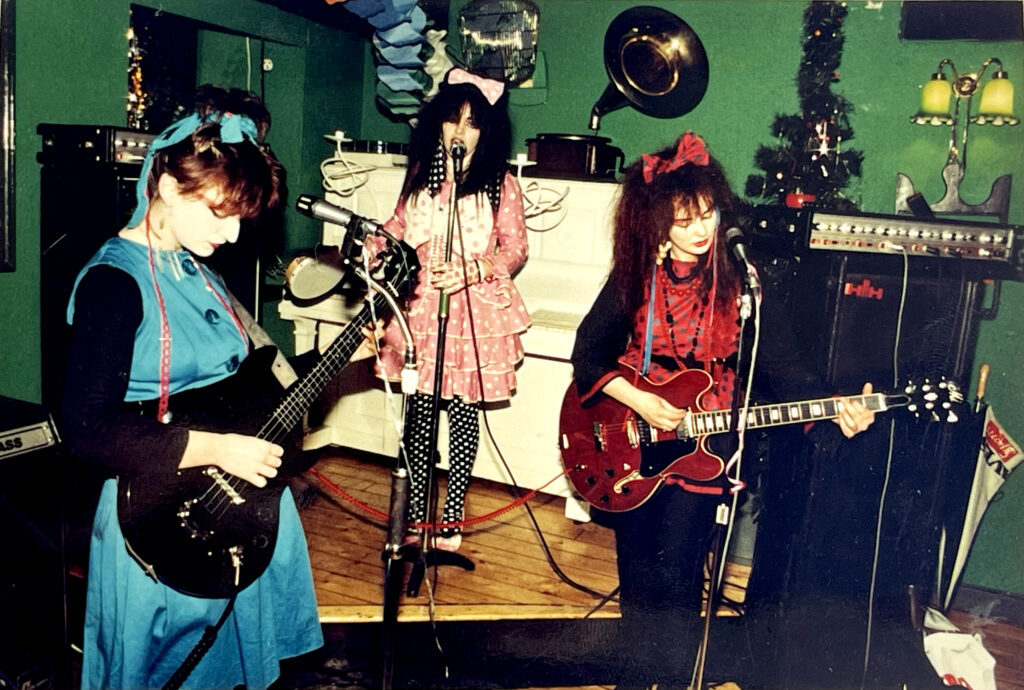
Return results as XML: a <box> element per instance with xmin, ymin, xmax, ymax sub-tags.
<box><xmin>745</xmin><ymin>1</ymin><xmax>863</xmax><ymax>210</ymax></box>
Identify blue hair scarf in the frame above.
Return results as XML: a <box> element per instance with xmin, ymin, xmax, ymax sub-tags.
<box><xmin>126</xmin><ymin>111</ymin><xmax>259</xmax><ymax>228</ymax></box>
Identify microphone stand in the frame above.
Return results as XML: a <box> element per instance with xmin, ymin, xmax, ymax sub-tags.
<box><xmin>689</xmin><ymin>268</ymin><xmax>759</xmax><ymax>690</ymax></box>
<box><xmin>406</xmin><ymin>149</ymin><xmax>475</xmax><ymax>598</ymax></box>
<box><xmin>379</xmin><ymin>464</ymin><xmax>409</xmax><ymax>690</ymax></box>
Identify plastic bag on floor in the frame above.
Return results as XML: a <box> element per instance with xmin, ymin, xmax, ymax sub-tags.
<box><xmin>922</xmin><ymin>608</ymin><xmax>997</xmax><ymax>690</ymax></box>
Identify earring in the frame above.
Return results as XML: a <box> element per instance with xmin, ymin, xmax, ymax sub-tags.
<box><xmin>655</xmin><ymin>240</ymin><xmax>672</xmax><ymax>265</ymax></box>
<box><xmin>428</xmin><ymin>137</ymin><xmax>446</xmax><ymax>196</ymax></box>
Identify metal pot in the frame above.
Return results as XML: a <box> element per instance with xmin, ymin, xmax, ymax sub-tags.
<box><xmin>525</xmin><ymin>133</ymin><xmax>624</xmax><ymax>180</ymax></box>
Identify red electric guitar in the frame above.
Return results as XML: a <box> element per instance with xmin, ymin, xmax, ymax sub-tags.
<box><xmin>558</xmin><ymin>363</ymin><xmax>962</xmax><ymax>512</ymax></box>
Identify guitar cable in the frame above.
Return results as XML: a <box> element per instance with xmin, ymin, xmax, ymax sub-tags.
<box><xmin>161</xmin><ymin>588</ymin><xmax>239</xmax><ymax>690</ymax></box>
<box><xmin>717</xmin><ymin>284</ymin><xmax>763</xmax><ymax>594</ymax></box>
<box><xmin>450</xmin><ymin>200</ymin><xmax>619</xmax><ymax>604</ymax></box>
<box><xmin>860</xmin><ymin>247</ymin><xmax>910</xmax><ymax>688</ymax></box>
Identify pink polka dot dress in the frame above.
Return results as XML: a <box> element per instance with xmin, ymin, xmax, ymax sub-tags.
<box><xmin>376</xmin><ymin>171</ymin><xmax>531</xmax><ymax>403</ymax></box>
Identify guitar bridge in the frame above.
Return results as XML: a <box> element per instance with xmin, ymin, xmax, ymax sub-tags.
<box><xmin>205</xmin><ymin>467</ymin><xmax>246</xmax><ymax>505</ymax></box>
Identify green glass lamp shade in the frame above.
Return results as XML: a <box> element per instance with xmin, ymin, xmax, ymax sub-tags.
<box><xmin>973</xmin><ymin>72</ymin><xmax>1019</xmax><ymax>125</ymax></box>
<box><xmin>912</xmin><ymin>72</ymin><xmax>953</xmax><ymax>125</ymax></box>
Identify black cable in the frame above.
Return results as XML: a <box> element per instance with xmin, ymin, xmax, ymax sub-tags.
<box><xmin>259</xmin><ymin>40</ymin><xmax>266</xmax><ymax>103</ymax></box>
<box><xmin>453</xmin><ymin>186</ymin><xmax>616</xmax><ymax>603</ymax></box>
<box><xmin>161</xmin><ymin>589</ymin><xmax>239</xmax><ymax>690</ymax></box>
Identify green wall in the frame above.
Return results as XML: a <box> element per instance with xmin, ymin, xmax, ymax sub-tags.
<box><xmin>360</xmin><ymin>1</ymin><xmax>1024</xmax><ymax>596</ymax></box>
<box><xmin>2</xmin><ymin>0</ymin><xmax>1021</xmax><ymax>598</ymax></box>
<box><xmin>0</xmin><ymin>0</ymin><xmax>363</xmax><ymax>398</ymax></box>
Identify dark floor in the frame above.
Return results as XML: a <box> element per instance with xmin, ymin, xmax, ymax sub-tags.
<box><xmin>273</xmin><ymin>603</ymin><xmax>951</xmax><ymax>690</ymax></box>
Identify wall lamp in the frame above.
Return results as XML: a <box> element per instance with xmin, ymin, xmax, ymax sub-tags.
<box><xmin>897</xmin><ymin>57</ymin><xmax>1019</xmax><ymax>222</ymax></box>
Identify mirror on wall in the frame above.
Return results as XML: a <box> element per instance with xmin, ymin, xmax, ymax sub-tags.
<box><xmin>0</xmin><ymin>0</ymin><xmax>13</xmax><ymax>272</ymax></box>
<box><xmin>128</xmin><ymin>5</ymin><xmax>200</xmax><ymax>132</ymax></box>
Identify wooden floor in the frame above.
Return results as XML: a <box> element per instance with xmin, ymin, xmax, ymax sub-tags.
<box><xmin>303</xmin><ymin>449</ymin><xmax>623</xmax><ymax>623</ymax></box>
<box><xmin>947</xmin><ymin>609</ymin><xmax>1024</xmax><ymax>690</ymax></box>
<box><xmin>301</xmin><ymin>450</ymin><xmax>1023</xmax><ymax>690</ymax></box>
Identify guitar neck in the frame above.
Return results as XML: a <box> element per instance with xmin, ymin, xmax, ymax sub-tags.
<box><xmin>686</xmin><ymin>392</ymin><xmax>906</xmax><ymax>437</ymax></box>
<box><xmin>260</xmin><ymin>291</ymin><xmax>392</xmax><ymax>438</ymax></box>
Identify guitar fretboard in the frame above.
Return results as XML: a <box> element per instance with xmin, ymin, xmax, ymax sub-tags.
<box><xmin>261</xmin><ymin>290</ymin><xmax>391</xmax><ymax>439</ymax></box>
<box><xmin>687</xmin><ymin>394</ymin><xmax>888</xmax><ymax>437</ymax></box>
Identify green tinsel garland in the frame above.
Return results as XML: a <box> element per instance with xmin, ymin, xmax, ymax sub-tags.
<box><xmin>745</xmin><ymin>0</ymin><xmax>864</xmax><ymax>210</ymax></box>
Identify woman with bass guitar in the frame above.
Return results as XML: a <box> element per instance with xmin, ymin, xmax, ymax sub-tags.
<box><xmin>61</xmin><ymin>85</ymin><xmax>382</xmax><ymax>689</ymax></box>
<box><xmin>569</xmin><ymin>132</ymin><xmax>876</xmax><ymax>689</ymax></box>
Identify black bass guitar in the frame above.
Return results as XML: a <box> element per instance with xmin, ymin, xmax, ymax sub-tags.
<box><xmin>117</xmin><ymin>244</ymin><xmax>418</xmax><ymax>597</ymax></box>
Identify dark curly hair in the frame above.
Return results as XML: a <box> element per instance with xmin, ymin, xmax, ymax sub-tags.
<box><xmin>611</xmin><ymin>137</ymin><xmax>742</xmax><ymax>318</ymax></box>
<box><xmin>145</xmin><ymin>84</ymin><xmax>283</xmax><ymax>221</ymax></box>
<box><xmin>400</xmin><ymin>80</ymin><xmax>512</xmax><ymax>209</ymax></box>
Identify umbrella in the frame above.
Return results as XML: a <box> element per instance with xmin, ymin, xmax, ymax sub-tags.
<box><xmin>939</xmin><ymin>365</ymin><xmax>1023</xmax><ymax>609</ymax></box>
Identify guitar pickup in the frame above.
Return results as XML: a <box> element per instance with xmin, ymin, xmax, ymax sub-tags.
<box><xmin>592</xmin><ymin>423</ymin><xmax>606</xmax><ymax>452</ymax></box>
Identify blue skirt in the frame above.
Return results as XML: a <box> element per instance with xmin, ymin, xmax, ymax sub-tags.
<box><xmin>81</xmin><ymin>479</ymin><xmax>324</xmax><ymax>690</ymax></box>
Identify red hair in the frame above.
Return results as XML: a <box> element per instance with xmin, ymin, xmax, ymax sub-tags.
<box><xmin>610</xmin><ymin>139</ymin><xmax>742</xmax><ymax>318</ymax></box>
<box><xmin>146</xmin><ymin>85</ymin><xmax>282</xmax><ymax>220</ymax></box>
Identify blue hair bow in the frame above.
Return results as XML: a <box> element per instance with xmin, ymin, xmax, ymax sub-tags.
<box><xmin>126</xmin><ymin>111</ymin><xmax>258</xmax><ymax>228</ymax></box>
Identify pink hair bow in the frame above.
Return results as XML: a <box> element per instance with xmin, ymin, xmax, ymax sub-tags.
<box><xmin>641</xmin><ymin>131</ymin><xmax>710</xmax><ymax>183</ymax></box>
<box><xmin>446</xmin><ymin>68</ymin><xmax>506</xmax><ymax>106</ymax></box>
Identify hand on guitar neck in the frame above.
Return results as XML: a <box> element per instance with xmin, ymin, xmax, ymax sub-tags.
<box><xmin>558</xmin><ymin>364</ymin><xmax>965</xmax><ymax>512</ymax></box>
<box><xmin>176</xmin><ymin>320</ymin><xmax>386</xmax><ymax>489</ymax></box>
<box><xmin>602</xmin><ymin>373</ymin><xmax>878</xmax><ymax>440</ymax></box>
<box><xmin>833</xmin><ymin>381</ymin><xmax>877</xmax><ymax>438</ymax></box>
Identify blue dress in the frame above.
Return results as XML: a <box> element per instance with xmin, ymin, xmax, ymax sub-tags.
<box><xmin>69</xmin><ymin>238</ymin><xmax>324</xmax><ymax>689</ymax></box>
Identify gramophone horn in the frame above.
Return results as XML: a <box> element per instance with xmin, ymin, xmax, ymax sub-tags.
<box><xmin>589</xmin><ymin>6</ymin><xmax>709</xmax><ymax>131</ymax></box>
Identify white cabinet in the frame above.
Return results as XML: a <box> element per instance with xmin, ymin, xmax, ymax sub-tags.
<box><xmin>279</xmin><ymin>156</ymin><xmax>620</xmax><ymax>518</ymax></box>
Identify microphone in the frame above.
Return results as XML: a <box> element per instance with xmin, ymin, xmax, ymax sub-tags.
<box><xmin>450</xmin><ymin>140</ymin><xmax>466</xmax><ymax>159</ymax></box>
<box><xmin>295</xmin><ymin>194</ymin><xmax>391</xmax><ymax>279</ymax></box>
<box><xmin>724</xmin><ymin>227</ymin><xmax>760</xmax><ymax>290</ymax></box>
<box><xmin>725</xmin><ymin>227</ymin><xmax>753</xmax><ymax>266</ymax></box>
<box><xmin>295</xmin><ymin>194</ymin><xmax>383</xmax><ymax>234</ymax></box>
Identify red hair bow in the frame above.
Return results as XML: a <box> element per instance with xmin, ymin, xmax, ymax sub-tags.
<box><xmin>641</xmin><ymin>132</ymin><xmax>710</xmax><ymax>183</ymax></box>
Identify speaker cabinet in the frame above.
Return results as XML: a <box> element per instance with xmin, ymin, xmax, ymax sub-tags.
<box><xmin>794</xmin><ymin>252</ymin><xmax>981</xmax><ymax>393</ymax></box>
<box><xmin>750</xmin><ymin>251</ymin><xmax>985</xmax><ymax>612</ymax></box>
<box><xmin>39</xmin><ymin>160</ymin><xmax>141</xmax><ymax>412</ymax></box>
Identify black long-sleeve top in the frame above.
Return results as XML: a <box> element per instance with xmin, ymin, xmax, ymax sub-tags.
<box><xmin>60</xmin><ymin>266</ymin><xmax>317</xmax><ymax>478</ymax></box>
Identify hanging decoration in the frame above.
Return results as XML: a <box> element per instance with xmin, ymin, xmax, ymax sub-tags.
<box><xmin>423</xmin><ymin>28</ymin><xmax>456</xmax><ymax>100</ymax></box>
<box><xmin>745</xmin><ymin>1</ymin><xmax>863</xmax><ymax>210</ymax></box>
<box><xmin>334</xmin><ymin>0</ymin><xmax>432</xmax><ymax>119</ymax></box>
<box><xmin>458</xmin><ymin>0</ymin><xmax>539</xmax><ymax>86</ymax></box>
<box><xmin>126</xmin><ymin>24</ymin><xmax>147</xmax><ymax>130</ymax></box>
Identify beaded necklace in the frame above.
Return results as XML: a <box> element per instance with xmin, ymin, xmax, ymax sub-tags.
<box><xmin>144</xmin><ymin>210</ymin><xmax>248</xmax><ymax>422</ymax></box>
<box><xmin>658</xmin><ymin>238</ymin><xmax>720</xmax><ymax>371</ymax></box>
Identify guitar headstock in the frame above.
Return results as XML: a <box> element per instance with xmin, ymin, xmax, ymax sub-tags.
<box><xmin>357</xmin><ymin>240</ymin><xmax>420</xmax><ymax>301</ymax></box>
<box><xmin>900</xmin><ymin>377</ymin><xmax>964</xmax><ymax>423</ymax></box>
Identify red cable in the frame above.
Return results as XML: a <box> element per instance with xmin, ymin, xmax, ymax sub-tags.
<box><xmin>307</xmin><ymin>465</ymin><xmax>573</xmax><ymax>531</ymax></box>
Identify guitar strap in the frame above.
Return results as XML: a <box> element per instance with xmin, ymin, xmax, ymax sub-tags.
<box><xmin>225</xmin><ymin>292</ymin><xmax>299</xmax><ymax>389</ymax></box>
<box><xmin>641</xmin><ymin>265</ymin><xmax>658</xmax><ymax>376</ymax></box>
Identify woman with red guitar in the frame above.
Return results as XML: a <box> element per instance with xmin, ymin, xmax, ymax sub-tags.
<box><xmin>570</xmin><ymin>132</ymin><xmax>876</xmax><ymax>689</ymax></box>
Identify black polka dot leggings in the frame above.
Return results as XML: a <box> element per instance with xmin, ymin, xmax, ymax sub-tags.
<box><xmin>403</xmin><ymin>393</ymin><xmax>480</xmax><ymax>536</ymax></box>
